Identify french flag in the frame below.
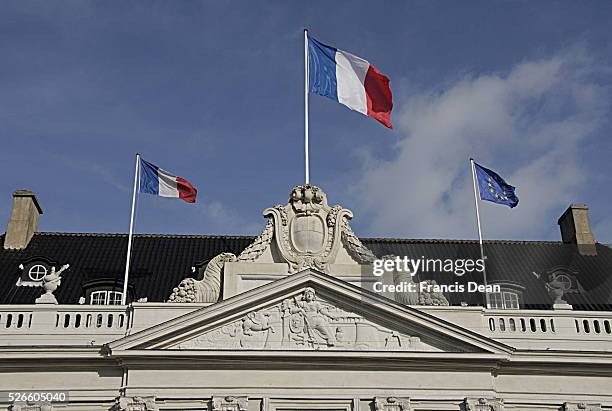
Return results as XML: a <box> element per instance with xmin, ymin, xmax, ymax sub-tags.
<box><xmin>139</xmin><ymin>158</ymin><xmax>197</xmax><ymax>203</ymax></box>
<box><xmin>308</xmin><ymin>34</ymin><xmax>393</xmax><ymax>128</ymax></box>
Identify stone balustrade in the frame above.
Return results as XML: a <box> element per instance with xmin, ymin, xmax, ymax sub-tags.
<box><xmin>1</xmin><ymin>303</ymin><xmax>612</xmax><ymax>350</ymax></box>
<box><xmin>420</xmin><ymin>305</ymin><xmax>612</xmax><ymax>350</ymax></box>
<box><xmin>0</xmin><ymin>305</ymin><xmax>130</xmax><ymax>346</ymax></box>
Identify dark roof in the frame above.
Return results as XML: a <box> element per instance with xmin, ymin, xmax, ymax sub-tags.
<box><xmin>1</xmin><ymin>232</ymin><xmax>611</xmax><ymax>310</ymax></box>
<box><xmin>365</xmin><ymin>239</ymin><xmax>612</xmax><ymax>310</ymax></box>
<box><xmin>0</xmin><ymin>233</ymin><xmax>253</xmax><ymax>305</ymax></box>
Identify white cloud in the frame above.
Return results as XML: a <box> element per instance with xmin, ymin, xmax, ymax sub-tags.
<box><xmin>198</xmin><ymin>200</ymin><xmax>261</xmax><ymax>235</ymax></box>
<box><xmin>355</xmin><ymin>47</ymin><xmax>609</xmax><ymax>240</ymax></box>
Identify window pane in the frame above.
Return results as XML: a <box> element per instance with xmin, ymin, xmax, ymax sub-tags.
<box><xmin>91</xmin><ymin>291</ymin><xmax>107</xmax><ymax>305</ymax></box>
<box><xmin>108</xmin><ymin>292</ymin><xmax>123</xmax><ymax>305</ymax></box>
<box><xmin>489</xmin><ymin>292</ymin><xmax>503</xmax><ymax>309</ymax></box>
<box><xmin>503</xmin><ymin>291</ymin><xmax>520</xmax><ymax>309</ymax></box>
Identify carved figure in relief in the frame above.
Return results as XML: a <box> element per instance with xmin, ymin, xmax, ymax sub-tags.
<box><xmin>241</xmin><ymin>311</ymin><xmax>275</xmax><ymax>336</ymax></box>
<box><xmin>177</xmin><ymin>289</ymin><xmax>429</xmax><ymax>352</ymax></box>
<box><xmin>289</xmin><ymin>288</ymin><xmax>336</xmax><ymax>346</ymax></box>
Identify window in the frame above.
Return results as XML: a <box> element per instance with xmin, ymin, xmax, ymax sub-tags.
<box><xmin>489</xmin><ymin>290</ymin><xmax>520</xmax><ymax>309</ymax></box>
<box><xmin>90</xmin><ymin>290</ymin><xmax>123</xmax><ymax>305</ymax></box>
<box><xmin>28</xmin><ymin>264</ymin><xmax>47</xmax><ymax>281</ymax></box>
<box><xmin>489</xmin><ymin>292</ymin><xmax>504</xmax><ymax>309</ymax></box>
<box><xmin>503</xmin><ymin>291</ymin><xmax>520</xmax><ymax>309</ymax></box>
<box><xmin>108</xmin><ymin>291</ymin><xmax>123</xmax><ymax>305</ymax></box>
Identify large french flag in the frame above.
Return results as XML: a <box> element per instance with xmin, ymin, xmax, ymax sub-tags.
<box><xmin>139</xmin><ymin>158</ymin><xmax>197</xmax><ymax>203</ymax></box>
<box><xmin>308</xmin><ymin>35</ymin><xmax>393</xmax><ymax>128</ymax></box>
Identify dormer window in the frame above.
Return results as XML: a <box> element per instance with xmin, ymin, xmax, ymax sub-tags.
<box><xmin>489</xmin><ymin>290</ymin><xmax>520</xmax><ymax>309</ymax></box>
<box><xmin>28</xmin><ymin>264</ymin><xmax>48</xmax><ymax>281</ymax></box>
<box><xmin>90</xmin><ymin>290</ymin><xmax>123</xmax><ymax>305</ymax></box>
<box><xmin>487</xmin><ymin>281</ymin><xmax>524</xmax><ymax>310</ymax></box>
<box><xmin>82</xmin><ymin>278</ymin><xmax>131</xmax><ymax>305</ymax></box>
<box><xmin>16</xmin><ymin>258</ymin><xmax>57</xmax><ymax>287</ymax></box>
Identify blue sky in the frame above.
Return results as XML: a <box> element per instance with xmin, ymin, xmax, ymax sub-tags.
<box><xmin>1</xmin><ymin>1</ymin><xmax>611</xmax><ymax>242</ymax></box>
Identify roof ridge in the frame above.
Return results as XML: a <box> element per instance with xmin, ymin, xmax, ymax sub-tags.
<box><xmin>361</xmin><ymin>237</ymin><xmax>564</xmax><ymax>245</ymax></box>
<box><xmin>34</xmin><ymin>232</ymin><xmax>256</xmax><ymax>239</ymax></box>
<box><xmin>32</xmin><ymin>232</ymin><xmax>563</xmax><ymax>244</ymax></box>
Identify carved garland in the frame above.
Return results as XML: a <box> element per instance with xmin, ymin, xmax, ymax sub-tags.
<box><xmin>237</xmin><ymin>217</ymin><xmax>276</xmax><ymax>262</ymax></box>
<box><xmin>341</xmin><ymin>219</ymin><xmax>376</xmax><ymax>264</ymax></box>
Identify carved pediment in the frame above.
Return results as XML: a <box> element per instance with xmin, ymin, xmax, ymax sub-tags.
<box><xmin>109</xmin><ymin>270</ymin><xmax>512</xmax><ymax>356</ymax></box>
<box><xmin>174</xmin><ymin>287</ymin><xmax>428</xmax><ymax>351</ymax></box>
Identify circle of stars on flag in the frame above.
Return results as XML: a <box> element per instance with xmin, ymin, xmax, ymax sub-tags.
<box><xmin>487</xmin><ymin>177</ymin><xmax>510</xmax><ymax>201</ymax></box>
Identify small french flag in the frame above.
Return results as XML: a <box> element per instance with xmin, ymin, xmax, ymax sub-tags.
<box><xmin>139</xmin><ymin>158</ymin><xmax>197</xmax><ymax>203</ymax></box>
<box><xmin>308</xmin><ymin>34</ymin><xmax>393</xmax><ymax>128</ymax></box>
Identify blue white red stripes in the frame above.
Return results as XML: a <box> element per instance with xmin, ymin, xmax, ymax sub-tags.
<box><xmin>308</xmin><ymin>35</ymin><xmax>393</xmax><ymax>128</ymax></box>
<box><xmin>139</xmin><ymin>158</ymin><xmax>197</xmax><ymax>203</ymax></box>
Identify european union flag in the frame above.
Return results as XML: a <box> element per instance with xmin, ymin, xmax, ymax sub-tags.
<box><xmin>474</xmin><ymin>161</ymin><xmax>519</xmax><ymax>208</ymax></box>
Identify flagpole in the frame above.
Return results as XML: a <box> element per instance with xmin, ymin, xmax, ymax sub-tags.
<box><xmin>470</xmin><ymin>158</ymin><xmax>489</xmax><ymax>308</ymax></box>
<box><xmin>304</xmin><ymin>28</ymin><xmax>310</xmax><ymax>184</ymax></box>
<box><xmin>122</xmin><ymin>153</ymin><xmax>140</xmax><ymax>305</ymax></box>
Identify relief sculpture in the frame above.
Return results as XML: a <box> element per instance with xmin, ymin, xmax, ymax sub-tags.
<box><xmin>283</xmin><ymin>287</ymin><xmax>338</xmax><ymax>347</ymax></box>
<box><xmin>176</xmin><ymin>288</ymin><xmax>429</xmax><ymax>352</ymax></box>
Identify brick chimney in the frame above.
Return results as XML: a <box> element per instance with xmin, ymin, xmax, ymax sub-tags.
<box><xmin>558</xmin><ymin>204</ymin><xmax>597</xmax><ymax>255</ymax></box>
<box><xmin>3</xmin><ymin>190</ymin><xmax>43</xmax><ymax>250</ymax></box>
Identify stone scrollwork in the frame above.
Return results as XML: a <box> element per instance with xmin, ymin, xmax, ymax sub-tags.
<box><xmin>464</xmin><ymin>398</ymin><xmax>504</xmax><ymax>411</ymax></box>
<box><xmin>176</xmin><ymin>288</ymin><xmax>426</xmax><ymax>351</ymax></box>
<box><xmin>169</xmin><ymin>184</ymin><xmax>378</xmax><ymax>302</ymax></box>
<box><xmin>265</xmin><ymin>184</ymin><xmax>376</xmax><ymax>273</ymax></box>
<box><xmin>110</xmin><ymin>396</ymin><xmax>158</xmax><ymax>411</ymax></box>
<box><xmin>374</xmin><ymin>397</ymin><xmax>411</xmax><ymax>411</ymax></box>
<box><xmin>211</xmin><ymin>396</ymin><xmax>248</xmax><ymax>411</ymax></box>
<box><xmin>564</xmin><ymin>403</ymin><xmax>602</xmax><ymax>411</ymax></box>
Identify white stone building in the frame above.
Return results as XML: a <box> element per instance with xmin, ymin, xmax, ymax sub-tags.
<box><xmin>0</xmin><ymin>186</ymin><xmax>611</xmax><ymax>410</ymax></box>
